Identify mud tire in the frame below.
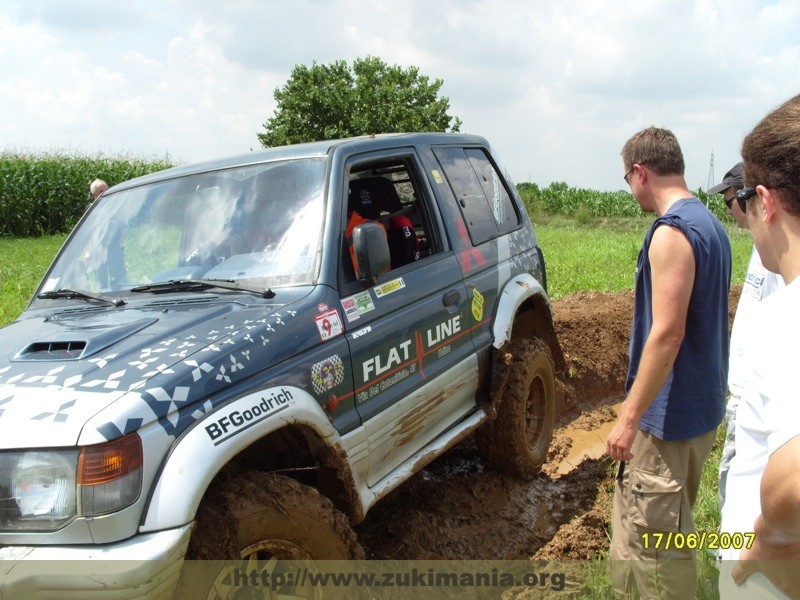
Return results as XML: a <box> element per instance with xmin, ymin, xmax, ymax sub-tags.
<box><xmin>476</xmin><ymin>338</ymin><xmax>556</xmax><ymax>480</ymax></box>
<box><xmin>187</xmin><ymin>470</ymin><xmax>364</xmax><ymax>560</ymax></box>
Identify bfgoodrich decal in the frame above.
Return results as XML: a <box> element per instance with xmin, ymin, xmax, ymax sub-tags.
<box><xmin>204</xmin><ymin>387</ymin><xmax>294</xmax><ymax>446</ymax></box>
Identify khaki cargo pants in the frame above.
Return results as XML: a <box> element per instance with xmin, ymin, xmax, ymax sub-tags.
<box><xmin>609</xmin><ymin>429</ymin><xmax>716</xmax><ymax>599</ymax></box>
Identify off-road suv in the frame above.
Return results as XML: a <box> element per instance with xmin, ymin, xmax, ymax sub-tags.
<box><xmin>0</xmin><ymin>133</ymin><xmax>562</xmax><ymax>597</ymax></box>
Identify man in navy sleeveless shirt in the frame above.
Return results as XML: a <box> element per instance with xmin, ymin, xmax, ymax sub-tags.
<box><xmin>607</xmin><ymin>127</ymin><xmax>732</xmax><ymax>599</ymax></box>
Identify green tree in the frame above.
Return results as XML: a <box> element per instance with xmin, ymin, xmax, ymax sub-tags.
<box><xmin>258</xmin><ymin>56</ymin><xmax>462</xmax><ymax>147</ymax></box>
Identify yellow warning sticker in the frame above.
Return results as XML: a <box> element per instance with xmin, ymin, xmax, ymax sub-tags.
<box><xmin>472</xmin><ymin>288</ymin><xmax>484</xmax><ymax>322</ymax></box>
<box><xmin>374</xmin><ymin>278</ymin><xmax>406</xmax><ymax>298</ymax></box>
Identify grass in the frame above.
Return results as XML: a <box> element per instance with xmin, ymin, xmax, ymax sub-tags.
<box><xmin>533</xmin><ymin>214</ymin><xmax>754</xmax><ymax>299</ymax></box>
<box><xmin>0</xmin><ymin>234</ymin><xmax>68</xmax><ymax>325</ymax></box>
<box><xmin>695</xmin><ymin>427</ymin><xmax>726</xmax><ymax>599</ymax></box>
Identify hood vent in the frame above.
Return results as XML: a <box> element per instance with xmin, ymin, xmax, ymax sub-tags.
<box><xmin>18</xmin><ymin>340</ymin><xmax>88</xmax><ymax>360</ymax></box>
<box><xmin>14</xmin><ymin>317</ymin><xmax>159</xmax><ymax>362</ymax></box>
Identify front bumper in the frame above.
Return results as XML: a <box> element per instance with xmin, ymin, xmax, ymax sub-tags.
<box><xmin>0</xmin><ymin>524</ymin><xmax>192</xmax><ymax>599</ymax></box>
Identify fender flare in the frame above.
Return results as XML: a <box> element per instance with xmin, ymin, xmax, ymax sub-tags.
<box><xmin>491</xmin><ymin>273</ymin><xmax>565</xmax><ymax>374</ymax></box>
<box><xmin>492</xmin><ymin>273</ymin><xmax>549</xmax><ymax>349</ymax></box>
<box><xmin>139</xmin><ymin>385</ymin><xmax>343</xmax><ymax>532</ymax></box>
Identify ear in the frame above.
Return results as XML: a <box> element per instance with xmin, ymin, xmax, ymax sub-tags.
<box><xmin>758</xmin><ymin>185</ymin><xmax>779</xmax><ymax>225</ymax></box>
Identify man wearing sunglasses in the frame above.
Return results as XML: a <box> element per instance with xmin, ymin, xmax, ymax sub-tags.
<box><xmin>711</xmin><ymin>163</ymin><xmax>783</xmax><ymax>518</ymax></box>
<box><xmin>608</xmin><ymin>127</ymin><xmax>732</xmax><ymax>599</ymax></box>
<box><xmin>720</xmin><ymin>94</ymin><xmax>800</xmax><ymax>599</ymax></box>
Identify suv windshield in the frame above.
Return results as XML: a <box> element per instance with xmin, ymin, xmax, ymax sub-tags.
<box><xmin>40</xmin><ymin>158</ymin><xmax>326</xmax><ymax>298</ymax></box>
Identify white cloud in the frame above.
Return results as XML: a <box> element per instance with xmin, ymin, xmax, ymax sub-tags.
<box><xmin>1</xmin><ymin>0</ymin><xmax>799</xmax><ymax>190</ymax></box>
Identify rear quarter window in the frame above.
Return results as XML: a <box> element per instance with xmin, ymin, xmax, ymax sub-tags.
<box><xmin>433</xmin><ymin>147</ymin><xmax>520</xmax><ymax>245</ymax></box>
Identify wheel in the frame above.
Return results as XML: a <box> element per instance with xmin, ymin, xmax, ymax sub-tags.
<box><xmin>184</xmin><ymin>471</ymin><xmax>364</xmax><ymax>599</ymax></box>
<box><xmin>476</xmin><ymin>338</ymin><xmax>556</xmax><ymax>479</ymax></box>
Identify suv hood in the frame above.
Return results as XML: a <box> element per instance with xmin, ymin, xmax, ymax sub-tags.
<box><xmin>0</xmin><ymin>294</ymin><xmax>309</xmax><ymax>449</ymax></box>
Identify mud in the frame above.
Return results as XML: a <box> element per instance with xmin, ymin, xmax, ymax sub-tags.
<box><xmin>356</xmin><ymin>286</ymin><xmax>743</xmax><ymax>562</ymax></box>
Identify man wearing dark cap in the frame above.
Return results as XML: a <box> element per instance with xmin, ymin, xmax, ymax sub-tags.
<box><xmin>710</xmin><ymin>163</ymin><xmax>783</xmax><ymax>514</ymax></box>
<box><xmin>708</xmin><ymin>163</ymin><xmax>745</xmax><ymax>224</ymax></box>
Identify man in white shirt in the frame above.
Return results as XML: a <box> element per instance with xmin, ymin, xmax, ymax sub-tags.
<box><xmin>720</xmin><ymin>94</ymin><xmax>800</xmax><ymax>598</ymax></box>
<box><xmin>710</xmin><ymin>162</ymin><xmax>783</xmax><ymax>512</ymax></box>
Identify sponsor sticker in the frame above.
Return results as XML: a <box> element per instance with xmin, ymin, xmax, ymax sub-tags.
<box><xmin>352</xmin><ymin>325</ymin><xmax>372</xmax><ymax>339</ymax></box>
<box><xmin>315</xmin><ymin>308</ymin><xmax>343</xmax><ymax>341</ymax></box>
<box><xmin>374</xmin><ymin>277</ymin><xmax>405</xmax><ymax>298</ymax></box>
<box><xmin>311</xmin><ymin>355</ymin><xmax>345</xmax><ymax>394</ymax></box>
<box><xmin>204</xmin><ymin>387</ymin><xmax>294</xmax><ymax>446</ymax></box>
<box><xmin>341</xmin><ymin>291</ymin><xmax>375</xmax><ymax>322</ymax></box>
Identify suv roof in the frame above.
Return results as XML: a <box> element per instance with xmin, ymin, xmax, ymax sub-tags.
<box><xmin>110</xmin><ymin>133</ymin><xmax>490</xmax><ymax>193</ymax></box>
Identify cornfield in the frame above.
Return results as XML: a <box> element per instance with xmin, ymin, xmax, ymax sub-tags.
<box><xmin>518</xmin><ymin>181</ymin><xmax>730</xmax><ymax>223</ymax></box>
<box><xmin>0</xmin><ymin>150</ymin><xmax>174</xmax><ymax>237</ymax></box>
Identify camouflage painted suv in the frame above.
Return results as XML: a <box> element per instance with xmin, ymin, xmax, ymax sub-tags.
<box><xmin>0</xmin><ymin>133</ymin><xmax>562</xmax><ymax>596</ymax></box>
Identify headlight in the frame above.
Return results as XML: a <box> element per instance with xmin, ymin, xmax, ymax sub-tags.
<box><xmin>1</xmin><ymin>450</ymin><xmax>78</xmax><ymax>531</ymax></box>
<box><xmin>0</xmin><ymin>433</ymin><xmax>142</xmax><ymax>532</ymax></box>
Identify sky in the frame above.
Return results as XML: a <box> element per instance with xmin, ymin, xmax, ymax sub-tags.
<box><xmin>1</xmin><ymin>0</ymin><xmax>799</xmax><ymax>192</ymax></box>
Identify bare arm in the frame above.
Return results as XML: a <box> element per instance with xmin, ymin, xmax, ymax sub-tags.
<box><xmin>732</xmin><ymin>435</ymin><xmax>800</xmax><ymax>595</ymax></box>
<box><xmin>606</xmin><ymin>224</ymin><xmax>695</xmax><ymax>461</ymax></box>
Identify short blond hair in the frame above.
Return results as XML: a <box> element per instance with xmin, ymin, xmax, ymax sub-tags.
<box><xmin>90</xmin><ymin>178</ymin><xmax>108</xmax><ymax>199</ymax></box>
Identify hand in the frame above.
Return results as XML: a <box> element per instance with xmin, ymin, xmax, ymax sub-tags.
<box><xmin>606</xmin><ymin>418</ymin><xmax>637</xmax><ymax>462</ymax></box>
<box><xmin>732</xmin><ymin>535</ymin><xmax>800</xmax><ymax>599</ymax></box>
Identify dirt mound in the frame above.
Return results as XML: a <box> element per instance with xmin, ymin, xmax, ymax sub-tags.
<box><xmin>552</xmin><ymin>290</ymin><xmax>631</xmax><ymax>421</ymax></box>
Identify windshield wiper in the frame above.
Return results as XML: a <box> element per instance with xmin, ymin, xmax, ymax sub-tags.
<box><xmin>37</xmin><ymin>288</ymin><xmax>126</xmax><ymax>307</ymax></box>
<box><xmin>130</xmin><ymin>279</ymin><xmax>275</xmax><ymax>299</ymax></box>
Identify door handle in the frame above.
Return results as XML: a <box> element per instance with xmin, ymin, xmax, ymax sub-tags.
<box><xmin>442</xmin><ymin>290</ymin><xmax>461</xmax><ymax>307</ymax></box>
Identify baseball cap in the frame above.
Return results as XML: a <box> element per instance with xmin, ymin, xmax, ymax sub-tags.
<box><xmin>708</xmin><ymin>162</ymin><xmax>743</xmax><ymax>195</ymax></box>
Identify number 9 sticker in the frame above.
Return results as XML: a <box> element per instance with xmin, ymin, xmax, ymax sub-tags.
<box><xmin>315</xmin><ymin>308</ymin><xmax>344</xmax><ymax>341</ymax></box>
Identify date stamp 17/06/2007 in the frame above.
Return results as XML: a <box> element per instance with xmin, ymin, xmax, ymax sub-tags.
<box><xmin>641</xmin><ymin>531</ymin><xmax>755</xmax><ymax>551</ymax></box>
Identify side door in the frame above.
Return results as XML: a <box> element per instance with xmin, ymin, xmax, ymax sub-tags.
<box><xmin>338</xmin><ymin>149</ymin><xmax>479</xmax><ymax>487</ymax></box>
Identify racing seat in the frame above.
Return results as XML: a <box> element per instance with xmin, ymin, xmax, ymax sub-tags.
<box><xmin>348</xmin><ymin>177</ymin><xmax>420</xmax><ymax>269</ymax></box>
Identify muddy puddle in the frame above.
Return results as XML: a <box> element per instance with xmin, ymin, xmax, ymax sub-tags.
<box><xmin>550</xmin><ymin>402</ymin><xmax>621</xmax><ymax>476</ymax></box>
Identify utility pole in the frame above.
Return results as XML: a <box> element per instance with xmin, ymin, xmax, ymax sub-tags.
<box><xmin>706</xmin><ymin>150</ymin><xmax>715</xmax><ymax>207</ymax></box>
<box><xmin>707</xmin><ymin>150</ymin><xmax>715</xmax><ymax>190</ymax></box>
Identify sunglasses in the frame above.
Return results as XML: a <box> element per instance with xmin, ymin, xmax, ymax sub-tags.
<box><xmin>623</xmin><ymin>162</ymin><xmax>646</xmax><ymax>185</ymax></box>
<box><xmin>735</xmin><ymin>187</ymin><xmax>758</xmax><ymax>213</ymax></box>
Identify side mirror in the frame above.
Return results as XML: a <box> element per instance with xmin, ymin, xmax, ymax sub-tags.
<box><xmin>353</xmin><ymin>222</ymin><xmax>390</xmax><ymax>283</ymax></box>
